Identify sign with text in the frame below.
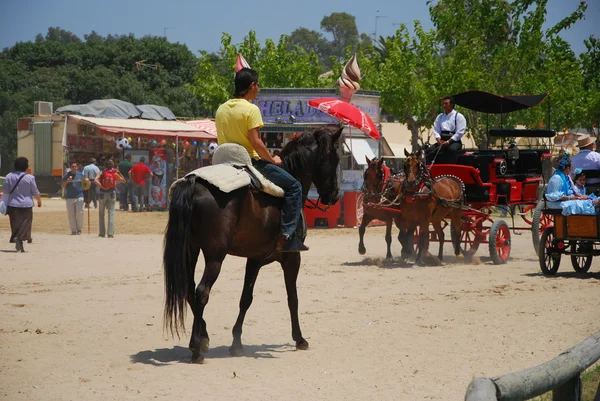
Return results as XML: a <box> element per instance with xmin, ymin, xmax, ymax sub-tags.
<box><xmin>254</xmin><ymin>92</ymin><xmax>380</xmax><ymax>125</ymax></box>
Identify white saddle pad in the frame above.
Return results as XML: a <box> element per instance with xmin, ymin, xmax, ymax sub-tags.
<box><xmin>170</xmin><ymin>143</ymin><xmax>285</xmax><ymax>198</ymax></box>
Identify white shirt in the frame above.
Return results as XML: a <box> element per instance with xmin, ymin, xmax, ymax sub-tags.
<box><xmin>433</xmin><ymin>109</ymin><xmax>467</xmax><ymax>142</ymax></box>
<box><xmin>571</xmin><ymin>149</ymin><xmax>600</xmax><ymax>184</ymax></box>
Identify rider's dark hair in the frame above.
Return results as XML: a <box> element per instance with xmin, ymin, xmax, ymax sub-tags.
<box><xmin>235</xmin><ymin>68</ymin><xmax>259</xmax><ymax>98</ymax></box>
<box><xmin>443</xmin><ymin>96</ymin><xmax>455</xmax><ymax>107</ymax></box>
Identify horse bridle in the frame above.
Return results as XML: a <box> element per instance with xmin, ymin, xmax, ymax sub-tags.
<box><xmin>403</xmin><ymin>156</ymin><xmax>431</xmax><ymax>195</ymax></box>
<box><xmin>361</xmin><ymin>162</ymin><xmax>386</xmax><ymax>199</ymax></box>
<box><xmin>304</xmin><ymin>197</ymin><xmax>330</xmax><ymax>212</ymax></box>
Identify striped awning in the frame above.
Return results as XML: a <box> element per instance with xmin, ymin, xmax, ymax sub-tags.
<box><xmin>184</xmin><ymin>120</ymin><xmax>217</xmax><ymax>137</ymax></box>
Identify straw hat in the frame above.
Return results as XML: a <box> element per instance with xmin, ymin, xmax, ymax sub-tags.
<box><xmin>81</xmin><ymin>177</ymin><xmax>91</xmax><ymax>191</ymax></box>
<box><xmin>577</xmin><ymin>134</ymin><xmax>595</xmax><ymax>149</ymax></box>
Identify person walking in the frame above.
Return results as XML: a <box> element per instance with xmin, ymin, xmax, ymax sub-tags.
<box><xmin>117</xmin><ymin>154</ymin><xmax>133</xmax><ymax>211</ymax></box>
<box><xmin>129</xmin><ymin>157</ymin><xmax>152</xmax><ymax>212</ymax></box>
<box><xmin>94</xmin><ymin>159</ymin><xmax>126</xmax><ymax>238</ymax></box>
<box><xmin>61</xmin><ymin>162</ymin><xmax>85</xmax><ymax>235</ymax></box>
<box><xmin>2</xmin><ymin>157</ymin><xmax>42</xmax><ymax>252</ymax></box>
<box><xmin>82</xmin><ymin>158</ymin><xmax>100</xmax><ymax>209</ymax></box>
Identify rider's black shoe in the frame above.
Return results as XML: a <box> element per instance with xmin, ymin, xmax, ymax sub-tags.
<box><xmin>276</xmin><ymin>235</ymin><xmax>309</xmax><ymax>252</ymax></box>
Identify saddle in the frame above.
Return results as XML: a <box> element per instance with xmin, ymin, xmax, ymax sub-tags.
<box><xmin>174</xmin><ymin>143</ymin><xmax>285</xmax><ymax>198</ymax></box>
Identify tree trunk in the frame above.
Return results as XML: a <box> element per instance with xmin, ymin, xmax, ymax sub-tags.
<box><xmin>406</xmin><ymin>118</ymin><xmax>420</xmax><ymax>152</ymax></box>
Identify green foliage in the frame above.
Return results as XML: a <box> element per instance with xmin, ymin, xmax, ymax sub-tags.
<box><xmin>320</xmin><ymin>12</ymin><xmax>359</xmax><ymax>62</ymax></box>
<box><xmin>0</xmin><ymin>27</ymin><xmax>207</xmax><ymax>174</ymax></box>
<box><xmin>190</xmin><ymin>31</ymin><xmax>326</xmax><ymax>115</ymax></box>
<box><xmin>426</xmin><ymin>0</ymin><xmax>590</xmax><ymax>147</ymax></box>
<box><xmin>367</xmin><ymin>22</ymin><xmax>442</xmax><ymax>148</ymax></box>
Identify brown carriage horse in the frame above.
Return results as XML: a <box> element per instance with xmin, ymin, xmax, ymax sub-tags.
<box><xmin>358</xmin><ymin>156</ymin><xmax>405</xmax><ymax>259</ymax></box>
<box><xmin>163</xmin><ymin>126</ymin><xmax>342</xmax><ymax>363</ymax></box>
<box><xmin>398</xmin><ymin>148</ymin><xmax>464</xmax><ymax>264</ymax></box>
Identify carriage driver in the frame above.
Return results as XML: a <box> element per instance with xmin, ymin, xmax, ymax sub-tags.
<box><xmin>433</xmin><ymin>96</ymin><xmax>467</xmax><ymax>164</ymax></box>
<box><xmin>215</xmin><ymin>68</ymin><xmax>308</xmax><ymax>252</ymax></box>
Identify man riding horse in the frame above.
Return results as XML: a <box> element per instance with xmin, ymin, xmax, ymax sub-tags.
<box><xmin>215</xmin><ymin>68</ymin><xmax>307</xmax><ymax>252</ymax></box>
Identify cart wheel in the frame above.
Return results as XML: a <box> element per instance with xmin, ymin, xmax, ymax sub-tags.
<box><xmin>489</xmin><ymin>220</ymin><xmax>511</xmax><ymax>265</ymax></box>
<box><xmin>531</xmin><ymin>201</ymin><xmax>553</xmax><ymax>256</ymax></box>
<box><xmin>539</xmin><ymin>227</ymin><xmax>560</xmax><ymax>275</ymax></box>
<box><xmin>450</xmin><ymin>218</ymin><xmax>482</xmax><ymax>255</ymax></box>
<box><xmin>571</xmin><ymin>255</ymin><xmax>593</xmax><ymax>273</ymax></box>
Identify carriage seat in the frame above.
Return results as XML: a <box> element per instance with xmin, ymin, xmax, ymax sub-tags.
<box><xmin>456</xmin><ymin>153</ymin><xmax>496</xmax><ymax>182</ymax></box>
<box><xmin>175</xmin><ymin>143</ymin><xmax>285</xmax><ymax>198</ymax></box>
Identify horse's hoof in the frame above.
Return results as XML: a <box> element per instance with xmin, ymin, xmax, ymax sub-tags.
<box><xmin>386</xmin><ymin>254</ymin><xmax>393</xmax><ymax>260</ymax></box>
<box><xmin>191</xmin><ymin>351</ymin><xmax>205</xmax><ymax>364</ymax></box>
<box><xmin>229</xmin><ymin>345</ymin><xmax>244</xmax><ymax>357</ymax></box>
<box><xmin>199</xmin><ymin>337</ymin><xmax>210</xmax><ymax>354</ymax></box>
<box><xmin>358</xmin><ymin>247</ymin><xmax>366</xmax><ymax>255</ymax></box>
<box><xmin>296</xmin><ymin>339</ymin><xmax>309</xmax><ymax>350</ymax></box>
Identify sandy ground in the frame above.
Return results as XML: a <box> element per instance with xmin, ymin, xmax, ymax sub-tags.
<box><xmin>1</xmin><ymin>199</ymin><xmax>599</xmax><ymax>401</ymax></box>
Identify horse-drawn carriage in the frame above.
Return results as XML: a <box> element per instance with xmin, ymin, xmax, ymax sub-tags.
<box><xmin>361</xmin><ymin>90</ymin><xmax>556</xmax><ymax>264</ymax></box>
<box><xmin>538</xmin><ymin>208</ymin><xmax>599</xmax><ymax>275</ymax></box>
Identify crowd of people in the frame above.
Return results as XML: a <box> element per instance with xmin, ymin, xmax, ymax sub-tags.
<box><xmin>2</xmin><ymin>121</ymin><xmax>599</xmax><ymax>252</ymax></box>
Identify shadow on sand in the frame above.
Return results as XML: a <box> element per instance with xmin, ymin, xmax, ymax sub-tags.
<box><xmin>130</xmin><ymin>343</ymin><xmax>294</xmax><ymax>365</ymax></box>
<box><xmin>523</xmin><ymin>270</ymin><xmax>600</xmax><ymax>280</ymax></box>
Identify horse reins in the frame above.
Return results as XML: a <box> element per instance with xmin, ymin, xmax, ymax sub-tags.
<box><xmin>304</xmin><ymin>197</ymin><xmax>330</xmax><ymax>212</ymax></box>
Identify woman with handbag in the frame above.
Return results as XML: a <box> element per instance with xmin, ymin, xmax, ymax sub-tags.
<box><xmin>1</xmin><ymin>157</ymin><xmax>42</xmax><ymax>252</ymax></box>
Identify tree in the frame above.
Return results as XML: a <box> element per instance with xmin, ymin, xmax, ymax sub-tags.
<box><xmin>0</xmin><ymin>29</ymin><xmax>208</xmax><ymax>174</ymax></box>
<box><xmin>288</xmin><ymin>28</ymin><xmax>331</xmax><ymax>65</ymax></box>
<box><xmin>320</xmin><ymin>12</ymin><xmax>359</xmax><ymax>62</ymax></box>
<box><xmin>370</xmin><ymin>23</ymin><xmax>442</xmax><ymax>150</ymax></box>
<box><xmin>190</xmin><ymin>31</ymin><xmax>327</xmax><ymax>115</ymax></box>
<box><xmin>581</xmin><ymin>36</ymin><xmax>600</xmax><ymax>134</ymax></box>
<box><xmin>44</xmin><ymin>27</ymin><xmax>82</xmax><ymax>44</ymax></box>
<box><xmin>427</xmin><ymin>0</ymin><xmax>588</xmax><ymax>146</ymax></box>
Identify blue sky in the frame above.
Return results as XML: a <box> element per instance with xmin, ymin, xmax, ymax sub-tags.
<box><xmin>1</xmin><ymin>0</ymin><xmax>598</xmax><ymax>55</ymax></box>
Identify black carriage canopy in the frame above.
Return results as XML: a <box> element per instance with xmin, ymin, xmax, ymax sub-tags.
<box><xmin>449</xmin><ymin>91</ymin><xmax>549</xmax><ymax>114</ymax></box>
<box><xmin>448</xmin><ymin>90</ymin><xmax>555</xmax><ymax>138</ymax></box>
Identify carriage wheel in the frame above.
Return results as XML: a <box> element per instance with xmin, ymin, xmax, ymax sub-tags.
<box><xmin>450</xmin><ymin>217</ymin><xmax>483</xmax><ymax>255</ymax></box>
<box><xmin>569</xmin><ymin>241</ymin><xmax>593</xmax><ymax>273</ymax></box>
<box><xmin>571</xmin><ymin>255</ymin><xmax>593</xmax><ymax>273</ymax></box>
<box><xmin>539</xmin><ymin>227</ymin><xmax>560</xmax><ymax>275</ymax></box>
<box><xmin>489</xmin><ymin>220</ymin><xmax>511</xmax><ymax>265</ymax></box>
<box><xmin>531</xmin><ymin>201</ymin><xmax>553</xmax><ymax>256</ymax></box>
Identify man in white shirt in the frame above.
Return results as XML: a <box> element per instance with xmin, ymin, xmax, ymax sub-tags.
<box><xmin>571</xmin><ymin>134</ymin><xmax>600</xmax><ymax>193</ymax></box>
<box><xmin>432</xmin><ymin>96</ymin><xmax>467</xmax><ymax>164</ymax></box>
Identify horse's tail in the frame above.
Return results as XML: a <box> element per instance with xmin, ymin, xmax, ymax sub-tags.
<box><xmin>163</xmin><ymin>176</ymin><xmax>196</xmax><ymax>337</ymax></box>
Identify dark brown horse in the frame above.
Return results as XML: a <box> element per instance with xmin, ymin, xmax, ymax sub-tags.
<box><xmin>163</xmin><ymin>126</ymin><xmax>342</xmax><ymax>363</ymax></box>
<box><xmin>358</xmin><ymin>157</ymin><xmax>404</xmax><ymax>259</ymax></box>
<box><xmin>398</xmin><ymin>149</ymin><xmax>464</xmax><ymax>264</ymax></box>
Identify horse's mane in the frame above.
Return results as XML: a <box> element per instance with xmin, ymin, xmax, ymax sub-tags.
<box><xmin>280</xmin><ymin>127</ymin><xmax>335</xmax><ymax>175</ymax></box>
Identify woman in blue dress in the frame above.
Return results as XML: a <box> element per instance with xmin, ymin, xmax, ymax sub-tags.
<box><xmin>545</xmin><ymin>154</ymin><xmax>599</xmax><ymax>214</ymax></box>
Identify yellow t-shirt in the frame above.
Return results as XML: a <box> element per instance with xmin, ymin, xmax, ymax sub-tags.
<box><xmin>215</xmin><ymin>99</ymin><xmax>263</xmax><ymax>160</ymax></box>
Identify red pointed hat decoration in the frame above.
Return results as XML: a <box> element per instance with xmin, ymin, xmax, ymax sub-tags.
<box><xmin>235</xmin><ymin>53</ymin><xmax>251</xmax><ymax>74</ymax></box>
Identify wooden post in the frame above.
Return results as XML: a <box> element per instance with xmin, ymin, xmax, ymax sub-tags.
<box><xmin>465</xmin><ymin>377</ymin><xmax>497</xmax><ymax>401</ymax></box>
<box><xmin>593</xmin><ymin>380</ymin><xmax>600</xmax><ymax>401</ymax></box>
<box><xmin>552</xmin><ymin>374</ymin><xmax>581</xmax><ymax>401</ymax></box>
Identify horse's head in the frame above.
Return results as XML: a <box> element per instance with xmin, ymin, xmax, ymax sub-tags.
<box><xmin>403</xmin><ymin>148</ymin><xmax>424</xmax><ymax>190</ymax></box>
<box><xmin>363</xmin><ymin>156</ymin><xmax>385</xmax><ymax>201</ymax></box>
<box><xmin>280</xmin><ymin>125</ymin><xmax>342</xmax><ymax>205</ymax></box>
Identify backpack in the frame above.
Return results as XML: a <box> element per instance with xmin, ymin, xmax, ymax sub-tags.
<box><xmin>101</xmin><ymin>169</ymin><xmax>117</xmax><ymax>189</ymax></box>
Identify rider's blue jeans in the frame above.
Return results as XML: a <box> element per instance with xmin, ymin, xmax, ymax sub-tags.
<box><xmin>252</xmin><ymin>159</ymin><xmax>302</xmax><ymax>238</ymax></box>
